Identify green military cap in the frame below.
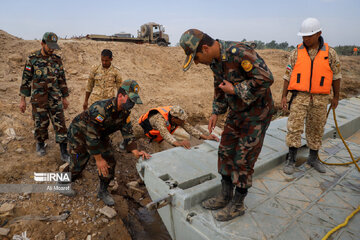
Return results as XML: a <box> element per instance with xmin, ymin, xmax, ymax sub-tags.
<box><xmin>179</xmin><ymin>29</ymin><xmax>204</xmax><ymax>72</ymax></box>
<box><xmin>170</xmin><ymin>105</ymin><xmax>188</xmax><ymax>121</ymax></box>
<box><xmin>120</xmin><ymin>79</ymin><xmax>142</xmax><ymax>104</ymax></box>
<box><xmin>42</xmin><ymin>32</ymin><xmax>60</xmax><ymax>50</ymax></box>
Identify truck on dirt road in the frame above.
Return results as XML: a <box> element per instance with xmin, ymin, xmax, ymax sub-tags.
<box><xmin>86</xmin><ymin>22</ymin><xmax>170</xmax><ymax>46</ymax></box>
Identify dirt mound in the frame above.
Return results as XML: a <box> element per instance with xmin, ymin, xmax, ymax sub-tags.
<box><xmin>0</xmin><ymin>30</ymin><xmax>21</xmax><ymax>41</ymax></box>
<box><xmin>0</xmin><ymin>30</ymin><xmax>359</xmax><ymax>239</ymax></box>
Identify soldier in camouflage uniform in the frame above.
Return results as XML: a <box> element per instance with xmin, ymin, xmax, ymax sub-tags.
<box><xmin>62</xmin><ymin>80</ymin><xmax>151</xmax><ymax>206</ymax></box>
<box><xmin>180</xmin><ymin>29</ymin><xmax>274</xmax><ymax>221</ymax></box>
<box><xmin>83</xmin><ymin>49</ymin><xmax>123</xmax><ymax>110</ymax></box>
<box><xmin>135</xmin><ymin>105</ymin><xmax>219</xmax><ymax>151</ymax></box>
<box><xmin>19</xmin><ymin>32</ymin><xmax>70</xmax><ymax>162</ymax></box>
<box><xmin>281</xmin><ymin>18</ymin><xmax>342</xmax><ymax>175</ymax></box>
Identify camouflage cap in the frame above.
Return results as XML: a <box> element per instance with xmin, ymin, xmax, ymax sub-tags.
<box><xmin>42</xmin><ymin>32</ymin><xmax>60</xmax><ymax>50</ymax></box>
<box><xmin>170</xmin><ymin>105</ymin><xmax>188</xmax><ymax>121</ymax></box>
<box><xmin>120</xmin><ymin>79</ymin><xmax>142</xmax><ymax>104</ymax></box>
<box><xmin>179</xmin><ymin>29</ymin><xmax>204</xmax><ymax>72</ymax></box>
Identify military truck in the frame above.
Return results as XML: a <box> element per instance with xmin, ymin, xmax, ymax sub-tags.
<box><xmin>86</xmin><ymin>22</ymin><xmax>170</xmax><ymax>46</ymax></box>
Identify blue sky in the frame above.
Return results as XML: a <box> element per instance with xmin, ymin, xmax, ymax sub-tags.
<box><xmin>0</xmin><ymin>0</ymin><xmax>359</xmax><ymax>46</ymax></box>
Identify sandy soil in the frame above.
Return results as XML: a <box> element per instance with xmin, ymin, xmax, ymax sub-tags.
<box><xmin>0</xmin><ymin>29</ymin><xmax>359</xmax><ymax>239</ymax></box>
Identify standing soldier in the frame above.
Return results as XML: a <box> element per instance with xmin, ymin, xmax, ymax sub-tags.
<box><xmin>83</xmin><ymin>49</ymin><xmax>122</xmax><ymax>110</ymax></box>
<box><xmin>19</xmin><ymin>32</ymin><xmax>70</xmax><ymax>162</ymax></box>
<box><xmin>281</xmin><ymin>18</ymin><xmax>342</xmax><ymax>175</ymax></box>
<box><xmin>180</xmin><ymin>29</ymin><xmax>275</xmax><ymax>221</ymax></box>
<box><xmin>62</xmin><ymin>80</ymin><xmax>151</xmax><ymax>206</ymax></box>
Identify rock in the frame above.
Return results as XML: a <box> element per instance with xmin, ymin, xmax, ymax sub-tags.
<box><xmin>109</xmin><ymin>179</ymin><xmax>116</xmax><ymax>187</ymax></box>
<box><xmin>15</xmin><ymin>136</ymin><xmax>24</xmax><ymax>141</ymax></box>
<box><xmin>86</xmin><ymin>235</ymin><xmax>92</xmax><ymax>240</ymax></box>
<box><xmin>0</xmin><ymin>144</ymin><xmax>5</xmax><ymax>154</ymax></box>
<box><xmin>110</xmin><ymin>180</ymin><xmax>119</xmax><ymax>193</ymax></box>
<box><xmin>0</xmin><ymin>202</ymin><xmax>15</xmax><ymax>214</ymax></box>
<box><xmin>0</xmin><ymin>86</ymin><xmax>7</xmax><ymax>92</ymax></box>
<box><xmin>101</xmin><ymin>218</ymin><xmax>109</xmax><ymax>223</ymax></box>
<box><xmin>5</xmin><ymin>128</ymin><xmax>16</xmax><ymax>140</ymax></box>
<box><xmin>59</xmin><ymin>162</ymin><xmax>69</xmax><ymax>172</ymax></box>
<box><xmin>1</xmin><ymin>138</ymin><xmax>11</xmax><ymax>145</ymax></box>
<box><xmin>0</xmin><ymin>228</ymin><xmax>10</xmax><ymax>236</ymax></box>
<box><xmin>98</xmin><ymin>206</ymin><xmax>117</xmax><ymax>219</ymax></box>
<box><xmin>15</xmin><ymin>148</ymin><xmax>25</xmax><ymax>153</ymax></box>
<box><xmin>126</xmin><ymin>181</ymin><xmax>139</xmax><ymax>188</ymax></box>
<box><xmin>54</xmin><ymin>230</ymin><xmax>66</xmax><ymax>240</ymax></box>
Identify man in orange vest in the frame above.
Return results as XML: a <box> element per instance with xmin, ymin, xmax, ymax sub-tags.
<box><xmin>281</xmin><ymin>17</ymin><xmax>342</xmax><ymax>175</ymax></box>
<box><xmin>137</xmin><ymin>105</ymin><xmax>219</xmax><ymax>150</ymax></box>
<box><xmin>353</xmin><ymin>47</ymin><xmax>358</xmax><ymax>56</ymax></box>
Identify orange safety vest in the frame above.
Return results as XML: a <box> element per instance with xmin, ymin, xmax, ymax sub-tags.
<box><xmin>354</xmin><ymin>47</ymin><xmax>358</xmax><ymax>52</ymax></box>
<box><xmin>138</xmin><ymin>106</ymin><xmax>178</xmax><ymax>142</ymax></box>
<box><xmin>288</xmin><ymin>43</ymin><xmax>333</xmax><ymax>94</ymax></box>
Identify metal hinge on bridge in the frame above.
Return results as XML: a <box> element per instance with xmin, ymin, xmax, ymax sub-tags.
<box><xmin>146</xmin><ymin>195</ymin><xmax>172</xmax><ymax>211</ymax></box>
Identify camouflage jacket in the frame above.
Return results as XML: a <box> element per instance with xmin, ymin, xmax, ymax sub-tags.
<box><xmin>20</xmin><ymin>50</ymin><xmax>69</xmax><ymax>105</ymax></box>
<box><xmin>211</xmin><ymin>40</ymin><xmax>275</xmax><ymax>121</ymax></box>
<box><xmin>70</xmin><ymin>98</ymin><xmax>136</xmax><ymax>155</ymax></box>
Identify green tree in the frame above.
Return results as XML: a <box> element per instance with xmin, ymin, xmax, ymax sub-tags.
<box><xmin>266</xmin><ymin>40</ymin><xmax>278</xmax><ymax>49</ymax></box>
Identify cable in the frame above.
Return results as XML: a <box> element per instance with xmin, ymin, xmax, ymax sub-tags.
<box><xmin>318</xmin><ymin>107</ymin><xmax>360</xmax><ymax>170</ymax></box>
<box><xmin>320</xmin><ymin>107</ymin><xmax>360</xmax><ymax>240</ymax></box>
<box><xmin>321</xmin><ymin>206</ymin><xmax>360</xmax><ymax>240</ymax></box>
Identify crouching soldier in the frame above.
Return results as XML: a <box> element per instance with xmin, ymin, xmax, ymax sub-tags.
<box><xmin>136</xmin><ymin>105</ymin><xmax>219</xmax><ymax>150</ymax></box>
<box><xmin>61</xmin><ymin>80</ymin><xmax>151</xmax><ymax>206</ymax></box>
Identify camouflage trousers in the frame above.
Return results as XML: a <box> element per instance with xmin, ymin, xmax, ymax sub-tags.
<box><xmin>31</xmin><ymin>102</ymin><xmax>67</xmax><ymax>143</ymax></box>
<box><xmin>218</xmin><ymin>111</ymin><xmax>272</xmax><ymax>189</ymax></box>
<box><xmin>67</xmin><ymin>124</ymin><xmax>116</xmax><ymax>182</ymax></box>
<box><xmin>286</xmin><ymin>92</ymin><xmax>329</xmax><ymax>150</ymax></box>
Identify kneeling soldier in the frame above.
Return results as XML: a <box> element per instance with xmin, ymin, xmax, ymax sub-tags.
<box><xmin>62</xmin><ymin>80</ymin><xmax>151</xmax><ymax>206</ymax></box>
<box><xmin>137</xmin><ymin>105</ymin><xmax>219</xmax><ymax>149</ymax></box>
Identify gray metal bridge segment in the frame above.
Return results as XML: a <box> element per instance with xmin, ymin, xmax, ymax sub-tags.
<box><xmin>136</xmin><ymin>96</ymin><xmax>360</xmax><ymax>240</ymax></box>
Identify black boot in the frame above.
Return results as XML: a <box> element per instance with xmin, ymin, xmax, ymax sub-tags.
<box><xmin>60</xmin><ymin>142</ymin><xmax>70</xmax><ymax>163</ymax></box>
<box><xmin>283</xmin><ymin>147</ymin><xmax>298</xmax><ymax>175</ymax></box>
<box><xmin>97</xmin><ymin>180</ymin><xmax>115</xmax><ymax>206</ymax></box>
<box><xmin>215</xmin><ymin>188</ymin><xmax>247</xmax><ymax>221</ymax></box>
<box><xmin>308</xmin><ymin>149</ymin><xmax>326</xmax><ymax>173</ymax></box>
<box><xmin>202</xmin><ymin>178</ymin><xmax>233</xmax><ymax>210</ymax></box>
<box><xmin>36</xmin><ymin>142</ymin><xmax>46</xmax><ymax>156</ymax></box>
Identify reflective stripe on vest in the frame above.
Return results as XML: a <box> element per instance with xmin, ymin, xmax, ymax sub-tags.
<box><xmin>288</xmin><ymin>43</ymin><xmax>333</xmax><ymax>94</ymax></box>
<box><xmin>138</xmin><ymin>106</ymin><xmax>178</xmax><ymax>142</ymax></box>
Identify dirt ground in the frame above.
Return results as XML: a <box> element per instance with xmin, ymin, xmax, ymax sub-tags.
<box><xmin>0</xmin><ymin>29</ymin><xmax>359</xmax><ymax>239</ymax></box>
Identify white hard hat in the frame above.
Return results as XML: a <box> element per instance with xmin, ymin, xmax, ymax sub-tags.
<box><xmin>297</xmin><ymin>18</ymin><xmax>322</xmax><ymax>36</ymax></box>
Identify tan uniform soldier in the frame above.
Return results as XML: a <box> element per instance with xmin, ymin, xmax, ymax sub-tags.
<box><xmin>281</xmin><ymin>18</ymin><xmax>342</xmax><ymax>175</ymax></box>
<box><xmin>83</xmin><ymin>49</ymin><xmax>122</xmax><ymax>110</ymax></box>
